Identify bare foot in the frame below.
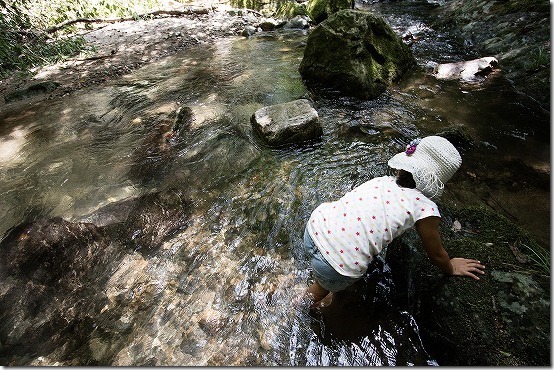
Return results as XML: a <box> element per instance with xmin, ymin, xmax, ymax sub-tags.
<box><xmin>310</xmin><ymin>292</ymin><xmax>333</xmax><ymax>310</ymax></box>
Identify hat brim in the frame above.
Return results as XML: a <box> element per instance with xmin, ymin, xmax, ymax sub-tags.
<box><xmin>388</xmin><ymin>152</ymin><xmax>444</xmax><ymax>198</ymax></box>
<box><xmin>387</xmin><ymin>152</ymin><xmax>422</xmax><ymax>174</ymax></box>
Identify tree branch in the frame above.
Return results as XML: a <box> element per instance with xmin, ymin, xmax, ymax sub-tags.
<box><xmin>45</xmin><ymin>9</ymin><xmax>210</xmax><ymax>34</ymax></box>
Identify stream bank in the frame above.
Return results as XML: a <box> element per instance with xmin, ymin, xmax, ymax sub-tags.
<box><xmin>429</xmin><ymin>0</ymin><xmax>550</xmax><ymax>114</ymax></box>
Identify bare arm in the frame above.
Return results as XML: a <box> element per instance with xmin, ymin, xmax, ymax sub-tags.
<box><xmin>415</xmin><ymin>216</ymin><xmax>485</xmax><ymax>280</ymax></box>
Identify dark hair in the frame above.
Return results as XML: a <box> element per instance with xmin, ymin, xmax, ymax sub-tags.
<box><xmin>396</xmin><ymin>169</ymin><xmax>416</xmax><ymax>189</ymax></box>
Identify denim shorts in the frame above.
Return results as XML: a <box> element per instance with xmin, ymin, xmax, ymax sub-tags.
<box><xmin>304</xmin><ymin>227</ymin><xmax>360</xmax><ymax>292</ymax></box>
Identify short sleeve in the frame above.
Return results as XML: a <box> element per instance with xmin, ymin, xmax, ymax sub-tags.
<box><xmin>413</xmin><ymin>196</ymin><xmax>441</xmax><ymax>221</ymax></box>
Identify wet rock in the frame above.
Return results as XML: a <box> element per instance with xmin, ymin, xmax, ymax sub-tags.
<box><xmin>0</xmin><ymin>217</ymin><xmax>117</xmax><ymax>365</ymax></box>
<box><xmin>299</xmin><ymin>10</ymin><xmax>416</xmax><ymax>99</ymax></box>
<box><xmin>242</xmin><ymin>25</ymin><xmax>258</xmax><ymax>37</ymax></box>
<box><xmin>433</xmin><ymin>57</ymin><xmax>499</xmax><ymax>82</ymax></box>
<box><xmin>257</xmin><ymin>21</ymin><xmax>277</xmax><ymax>31</ymax></box>
<box><xmin>4</xmin><ymin>81</ymin><xmax>61</xmax><ymax>103</ymax></box>
<box><xmin>129</xmin><ymin>106</ymin><xmax>193</xmax><ymax>182</ymax></box>
<box><xmin>285</xmin><ymin>15</ymin><xmax>310</xmax><ymax>29</ymax></box>
<box><xmin>436</xmin><ymin>126</ymin><xmax>474</xmax><ymax>150</ymax></box>
<box><xmin>387</xmin><ymin>205</ymin><xmax>549</xmax><ymax>366</ymax></box>
<box><xmin>251</xmin><ymin>99</ymin><xmax>322</xmax><ymax>147</ymax></box>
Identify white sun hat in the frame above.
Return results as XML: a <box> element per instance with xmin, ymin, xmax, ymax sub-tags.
<box><xmin>388</xmin><ymin>136</ymin><xmax>462</xmax><ymax>199</ymax></box>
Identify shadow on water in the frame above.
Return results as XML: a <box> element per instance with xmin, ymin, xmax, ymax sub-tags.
<box><xmin>0</xmin><ymin>2</ymin><xmax>549</xmax><ymax>366</ymax></box>
<box><xmin>304</xmin><ymin>256</ymin><xmax>437</xmax><ymax>366</ymax></box>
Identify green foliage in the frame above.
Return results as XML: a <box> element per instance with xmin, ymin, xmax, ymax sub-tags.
<box><xmin>519</xmin><ymin>241</ymin><xmax>550</xmax><ymax>275</ymax></box>
<box><xmin>275</xmin><ymin>0</ymin><xmax>308</xmax><ymax>18</ymax></box>
<box><xmin>0</xmin><ymin>0</ymin><xmax>165</xmax><ymax>76</ymax></box>
<box><xmin>493</xmin><ymin>0</ymin><xmax>550</xmax><ymax>14</ymax></box>
<box><xmin>0</xmin><ymin>1</ymin><xmax>87</xmax><ymax>76</ymax></box>
<box><xmin>229</xmin><ymin>0</ymin><xmax>266</xmax><ymax>11</ymax></box>
<box><xmin>527</xmin><ymin>45</ymin><xmax>549</xmax><ymax>72</ymax></box>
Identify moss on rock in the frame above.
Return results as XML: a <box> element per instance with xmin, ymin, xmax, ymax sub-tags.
<box><xmin>306</xmin><ymin>0</ymin><xmax>351</xmax><ymax>23</ymax></box>
<box><xmin>299</xmin><ymin>9</ymin><xmax>416</xmax><ymax>99</ymax></box>
<box><xmin>275</xmin><ymin>0</ymin><xmax>308</xmax><ymax>19</ymax></box>
<box><xmin>387</xmin><ymin>205</ymin><xmax>550</xmax><ymax>366</ymax></box>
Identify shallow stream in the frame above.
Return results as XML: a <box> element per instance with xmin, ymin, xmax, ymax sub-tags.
<box><xmin>0</xmin><ymin>1</ymin><xmax>549</xmax><ymax>365</ymax></box>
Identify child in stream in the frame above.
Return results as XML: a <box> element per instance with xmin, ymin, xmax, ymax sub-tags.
<box><xmin>304</xmin><ymin>135</ymin><xmax>486</xmax><ymax>308</ymax></box>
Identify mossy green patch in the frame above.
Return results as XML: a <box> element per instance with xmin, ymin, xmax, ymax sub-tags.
<box><xmin>299</xmin><ymin>10</ymin><xmax>416</xmax><ymax>99</ymax></box>
<box><xmin>275</xmin><ymin>1</ymin><xmax>308</xmax><ymax>18</ymax></box>
<box><xmin>306</xmin><ymin>0</ymin><xmax>351</xmax><ymax>23</ymax></box>
<box><xmin>387</xmin><ymin>204</ymin><xmax>550</xmax><ymax>366</ymax></box>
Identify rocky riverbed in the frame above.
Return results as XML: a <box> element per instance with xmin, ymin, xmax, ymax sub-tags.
<box><xmin>0</xmin><ymin>0</ymin><xmax>549</xmax><ymax>366</ymax></box>
<box><xmin>0</xmin><ymin>3</ymin><xmax>293</xmax><ymax>109</ymax></box>
<box><xmin>1</xmin><ymin>0</ymin><xmax>549</xmax><ymax>115</ymax></box>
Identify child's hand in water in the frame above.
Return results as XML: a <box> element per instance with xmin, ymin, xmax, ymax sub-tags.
<box><xmin>450</xmin><ymin>258</ymin><xmax>486</xmax><ymax>280</ymax></box>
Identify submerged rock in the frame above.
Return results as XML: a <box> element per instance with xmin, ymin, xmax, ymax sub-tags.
<box><xmin>386</xmin><ymin>205</ymin><xmax>550</xmax><ymax>366</ymax></box>
<box><xmin>4</xmin><ymin>81</ymin><xmax>61</xmax><ymax>103</ymax></box>
<box><xmin>81</xmin><ymin>188</ymin><xmax>192</xmax><ymax>253</ymax></box>
<box><xmin>0</xmin><ymin>217</ymin><xmax>108</xmax><ymax>286</ymax></box>
<box><xmin>129</xmin><ymin>106</ymin><xmax>193</xmax><ymax>183</ymax></box>
<box><xmin>299</xmin><ymin>10</ymin><xmax>416</xmax><ymax>99</ymax></box>
<box><xmin>433</xmin><ymin>57</ymin><xmax>499</xmax><ymax>82</ymax></box>
<box><xmin>251</xmin><ymin>99</ymin><xmax>322</xmax><ymax>147</ymax></box>
<box><xmin>0</xmin><ymin>187</ymin><xmax>193</xmax><ymax>365</ymax></box>
<box><xmin>0</xmin><ymin>217</ymin><xmax>116</xmax><ymax>365</ymax></box>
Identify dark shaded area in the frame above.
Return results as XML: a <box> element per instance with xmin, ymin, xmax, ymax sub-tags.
<box><xmin>387</xmin><ymin>205</ymin><xmax>549</xmax><ymax>366</ymax></box>
<box><xmin>308</xmin><ymin>255</ymin><xmax>436</xmax><ymax>366</ymax></box>
<box><xmin>430</xmin><ymin>0</ymin><xmax>550</xmax><ymax>113</ymax></box>
<box><xmin>4</xmin><ymin>81</ymin><xmax>61</xmax><ymax>103</ymax></box>
<box><xmin>0</xmin><ymin>188</ymin><xmax>192</xmax><ymax>365</ymax></box>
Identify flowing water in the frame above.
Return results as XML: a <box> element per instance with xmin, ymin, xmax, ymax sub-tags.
<box><xmin>0</xmin><ymin>1</ymin><xmax>549</xmax><ymax>366</ymax></box>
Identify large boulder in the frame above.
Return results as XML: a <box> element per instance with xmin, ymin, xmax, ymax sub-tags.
<box><xmin>386</xmin><ymin>205</ymin><xmax>550</xmax><ymax>366</ymax></box>
<box><xmin>250</xmin><ymin>99</ymin><xmax>322</xmax><ymax>147</ymax></box>
<box><xmin>299</xmin><ymin>10</ymin><xmax>416</xmax><ymax>99</ymax></box>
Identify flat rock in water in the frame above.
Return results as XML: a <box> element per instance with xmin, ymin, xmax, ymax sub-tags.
<box><xmin>433</xmin><ymin>57</ymin><xmax>499</xmax><ymax>82</ymax></box>
<box><xmin>251</xmin><ymin>99</ymin><xmax>322</xmax><ymax>147</ymax></box>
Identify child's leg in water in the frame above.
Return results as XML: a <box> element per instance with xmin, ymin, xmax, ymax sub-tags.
<box><xmin>308</xmin><ymin>280</ymin><xmax>332</xmax><ymax>308</ymax></box>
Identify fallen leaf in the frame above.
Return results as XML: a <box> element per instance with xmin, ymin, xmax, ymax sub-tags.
<box><xmin>510</xmin><ymin>243</ymin><xmax>529</xmax><ymax>264</ymax></box>
<box><xmin>452</xmin><ymin>219</ymin><xmax>462</xmax><ymax>232</ymax></box>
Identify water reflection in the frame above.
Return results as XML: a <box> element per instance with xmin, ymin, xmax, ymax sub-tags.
<box><xmin>302</xmin><ymin>256</ymin><xmax>436</xmax><ymax>366</ymax></box>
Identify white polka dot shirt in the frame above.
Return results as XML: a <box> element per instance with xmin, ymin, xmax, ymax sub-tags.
<box><xmin>307</xmin><ymin>176</ymin><xmax>440</xmax><ymax>277</ymax></box>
